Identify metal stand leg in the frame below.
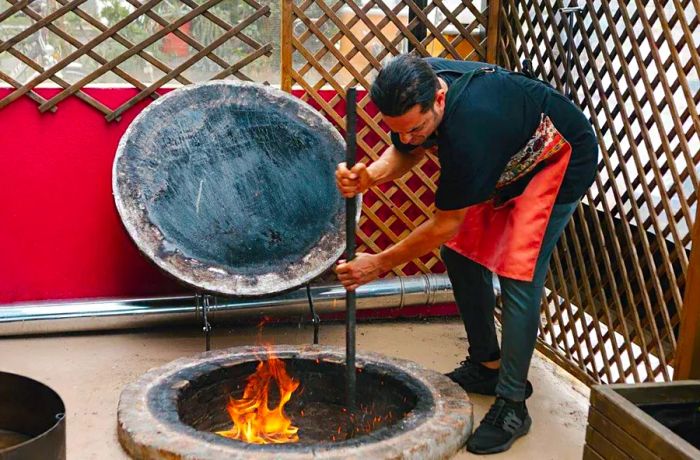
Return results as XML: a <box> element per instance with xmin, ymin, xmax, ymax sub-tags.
<box><xmin>197</xmin><ymin>293</ymin><xmax>212</xmax><ymax>351</ymax></box>
<box><xmin>306</xmin><ymin>283</ymin><xmax>320</xmax><ymax>345</ymax></box>
<box><xmin>559</xmin><ymin>4</ymin><xmax>585</xmax><ymax>99</ymax></box>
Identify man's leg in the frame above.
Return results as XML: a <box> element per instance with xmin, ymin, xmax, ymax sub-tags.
<box><xmin>467</xmin><ymin>200</ymin><xmax>579</xmax><ymax>454</ymax></box>
<box><xmin>441</xmin><ymin>245</ymin><xmax>500</xmax><ymax>363</ymax></box>
<box><xmin>440</xmin><ymin>246</ymin><xmax>502</xmax><ymax>394</ymax></box>
<box><xmin>495</xmin><ymin>200</ymin><xmax>579</xmax><ymax>401</ymax></box>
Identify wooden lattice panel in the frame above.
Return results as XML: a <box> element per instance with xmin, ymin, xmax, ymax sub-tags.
<box><xmin>0</xmin><ymin>0</ymin><xmax>274</xmax><ymax>120</ymax></box>
<box><xmin>282</xmin><ymin>0</ymin><xmax>493</xmax><ymax>276</ymax></box>
<box><xmin>499</xmin><ymin>0</ymin><xmax>699</xmax><ymax>384</ymax></box>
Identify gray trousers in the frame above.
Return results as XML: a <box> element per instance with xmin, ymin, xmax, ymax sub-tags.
<box><xmin>441</xmin><ymin>201</ymin><xmax>579</xmax><ymax>401</ymax></box>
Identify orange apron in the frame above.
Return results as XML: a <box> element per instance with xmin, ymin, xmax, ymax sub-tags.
<box><xmin>442</xmin><ymin>69</ymin><xmax>572</xmax><ymax>282</ymax></box>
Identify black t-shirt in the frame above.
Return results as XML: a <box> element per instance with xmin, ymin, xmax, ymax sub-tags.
<box><xmin>391</xmin><ymin>58</ymin><xmax>598</xmax><ymax>210</ymax></box>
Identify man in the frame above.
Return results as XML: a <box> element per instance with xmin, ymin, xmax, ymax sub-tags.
<box><xmin>335</xmin><ymin>54</ymin><xmax>598</xmax><ymax>454</ymax></box>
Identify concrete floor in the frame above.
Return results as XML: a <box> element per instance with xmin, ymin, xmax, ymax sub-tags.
<box><xmin>0</xmin><ymin>318</ymin><xmax>589</xmax><ymax>459</ymax></box>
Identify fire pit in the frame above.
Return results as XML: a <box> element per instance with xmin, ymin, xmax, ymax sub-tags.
<box><xmin>118</xmin><ymin>345</ymin><xmax>472</xmax><ymax>459</ymax></box>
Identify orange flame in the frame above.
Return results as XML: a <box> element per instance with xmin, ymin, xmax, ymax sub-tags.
<box><xmin>216</xmin><ymin>353</ymin><xmax>300</xmax><ymax>444</ymax></box>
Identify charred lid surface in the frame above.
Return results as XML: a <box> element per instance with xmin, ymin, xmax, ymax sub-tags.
<box><xmin>113</xmin><ymin>81</ymin><xmax>346</xmax><ymax>297</ymax></box>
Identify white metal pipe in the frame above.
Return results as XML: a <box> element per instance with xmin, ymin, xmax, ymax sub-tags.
<box><xmin>0</xmin><ymin>274</ymin><xmax>454</xmax><ymax>336</ymax></box>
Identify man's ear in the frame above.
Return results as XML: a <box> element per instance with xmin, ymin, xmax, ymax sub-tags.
<box><xmin>434</xmin><ymin>88</ymin><xmax>447</xmax><ymax>110</ymax></box>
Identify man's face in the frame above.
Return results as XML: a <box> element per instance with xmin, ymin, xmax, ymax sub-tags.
<box><xmin>383</xmin><ymin>88</ymin><xmax>446</xmax><ymax>147</ymax></box>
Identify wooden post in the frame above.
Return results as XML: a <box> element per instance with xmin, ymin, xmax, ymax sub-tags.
<box><xmin>486</xmin><ymin>0</ymin><xmax>501</xmax><ymax>64</ymax></box>
<box><xmin>280</xmin><ymin>0</ymin><xmax>293</xmax><ymax>93</ymax></box>
<box><xmin>675</xmin><ymin>203</ymin><xmax>700</xmax><ymax>380</ymax></box>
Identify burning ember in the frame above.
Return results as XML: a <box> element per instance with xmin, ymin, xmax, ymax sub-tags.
<box><xmin>216</xmin><ymin>352</ymin><xmax>300</xmax><ymax>444</ymax></box>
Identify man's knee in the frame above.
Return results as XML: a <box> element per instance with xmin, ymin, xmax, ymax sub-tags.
<box><xmin>498</xmin><ymin>277</ymin><xmax>544</xmax><ymax>314</ymax></box>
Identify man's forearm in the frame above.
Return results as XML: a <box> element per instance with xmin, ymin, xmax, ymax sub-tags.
<box><xmin>376</xmin><ymin>209</ymin><xmax>466</xmax><ymax>272</ymax></box>
<box><xmin>367</xmin><ymin>145</ymin><xmax>424</xmax><ymax>187</ymax></box>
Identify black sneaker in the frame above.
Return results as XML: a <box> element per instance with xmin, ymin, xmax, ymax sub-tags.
<box><xmin>445</xmin><ymin>358</ymin><xmax>499</xmax><ymax>395</ymax></box>
<box><xmin>466</xmin><ymin>397</ymin><xmax>532</xmax><ymax>454</ymax></box>
<box><xmin>445</xmin><ymin>358</ymin><xmax>534</xmax><ymax>398</ymax></box>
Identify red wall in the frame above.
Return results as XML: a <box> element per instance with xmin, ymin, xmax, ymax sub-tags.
<box><xmin>0</xmin><ymin>87</ymin><xmax>446</xmax><ymax>308</ymax></box>
<box><xmin>0</xmin><ymin>88</ymin><xmax>191</xmax><ymax>303</ymax></box>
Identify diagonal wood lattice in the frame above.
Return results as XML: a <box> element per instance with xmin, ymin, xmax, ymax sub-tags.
<box><xmin>0</xmin><ymin>0</ymin><xmax>273</xmax><ymax>120</ymax></box>
<box><xmin>499</xmin><ymin>0</ymin><xmax>699</xmax><ymax>384</ymax></box>
<box><xmin>2</xmin><ymin>0</ymin><xmax>698</xmax><ymax>386</ymax></box>
<box><xmin>281</xmin><ymin>0</ymin><xmax>495</xmax><ymax>277</ymax></box>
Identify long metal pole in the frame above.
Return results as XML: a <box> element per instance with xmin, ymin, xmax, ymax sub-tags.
<box><xmin>345</xmin><ymin>87</ymin><xmax>357</xmax><ymax>413</ymax></box>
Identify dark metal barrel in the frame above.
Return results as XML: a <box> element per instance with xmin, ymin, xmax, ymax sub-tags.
<box><xmin>0</xmin><ymin>372</ymin><xmax>66</xmax><ymax>460</ymax></box>
<box><xmin>113</xmin><ymin>81</ymin><xmax>348</xmax><ymax>297</ymax></box>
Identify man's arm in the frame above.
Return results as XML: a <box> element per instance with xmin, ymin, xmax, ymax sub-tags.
<box><xmin>367</xmin><ymin>144</ymin><xmax>428</xmax><ymax>185</ymax></box>
<box><xmin>336</xmin><ymin>144</ymin><xmax>429</xmax><ymax>197</ymax></box>
<box><xmin>335</xmin><ymin>207</ymin><xmax>467</xmax><ymax>290</ymax></box>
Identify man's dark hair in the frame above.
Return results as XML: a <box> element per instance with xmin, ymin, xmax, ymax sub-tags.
<box><xmin>370</xmin><ymin>54</ymin><xmax>439</xmax><ymax>117</ymax></box>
